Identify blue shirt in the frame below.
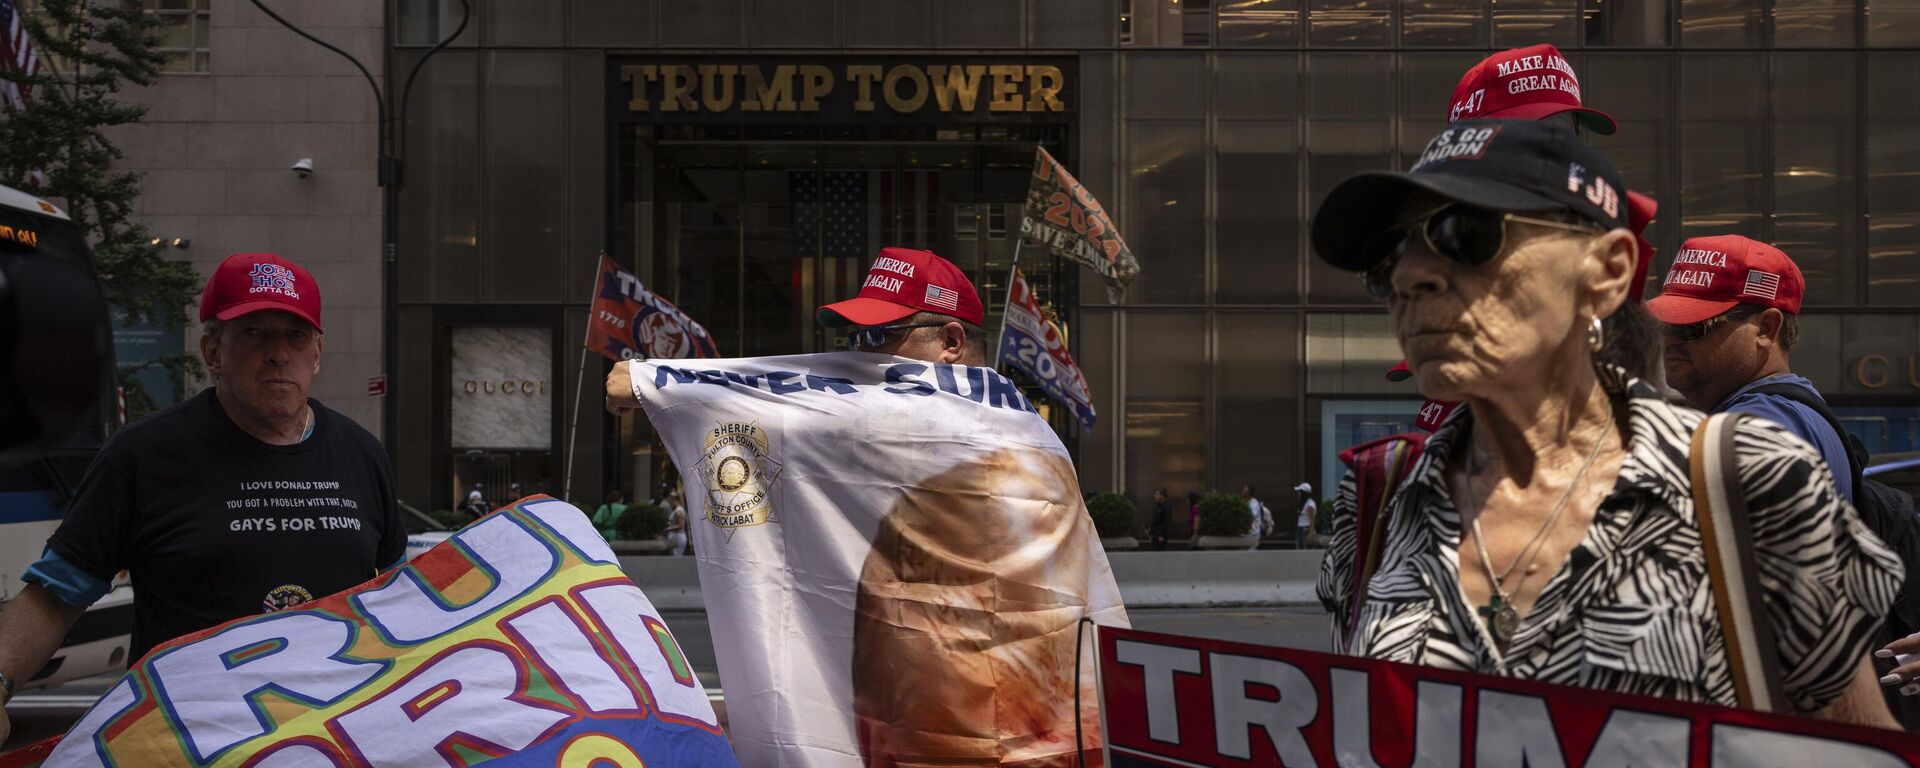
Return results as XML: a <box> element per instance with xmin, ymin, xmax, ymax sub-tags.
<box><xmin>1714</xmin><ymin>373</ymin><xmax>1855</xmax><ymax>504</ymax></box>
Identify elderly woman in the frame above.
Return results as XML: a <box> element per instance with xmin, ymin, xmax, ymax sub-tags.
<box><xmin>1311</xmin><ymin>119</ymin><xmax>1901</xmax><ymax>724</ymax></box>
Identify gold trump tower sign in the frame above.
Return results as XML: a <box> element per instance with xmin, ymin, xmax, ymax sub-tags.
<box><xmin>615</xmin><ymin>59</ymin><xmax>1073</xmax><ymax>122</ymax></box>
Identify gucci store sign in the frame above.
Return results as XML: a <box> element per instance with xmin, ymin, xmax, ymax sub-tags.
<box><xmin>451</xmin><ymin>327</ymin><xmax>552</xmax><ymax>450</ymax></box>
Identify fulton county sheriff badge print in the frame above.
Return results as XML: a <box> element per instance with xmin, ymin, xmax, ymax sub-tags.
<box><xmin>696</xmin><ymin>421</ymin><xmax>782</xmax><ymax>537</ymax></box>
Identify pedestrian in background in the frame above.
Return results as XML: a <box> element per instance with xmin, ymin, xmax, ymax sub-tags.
<box><xmin>1294</xmin><ymin>483</ymin><xmax>1318</xmax><ymax>549</ymax></box>
<box><xmin>665</xmin><ymin>492</ymin><xmax>689</xmax><ymax>556</ymax></box>
<box><xmin>1311</xmin><ymin>119</ymin><xmax>1898</xmax><ymax>726</ymax></box>
<box><xmin>592</xmin><ymin>489</ymin><xmax>629</xmax><ymax>541</ymax></box>
<box><xmin>459</xmin><ymin>490</ymin><xmax>492</xmax><ymax>522</ymax></box>
<box><xmin>1149</xmin><ymin>489</ymin><xmax>1172</xmax><ymax>551</ymax></box>
<box><xmin>1242</xmin><ymin>484</ymin><xmax>1272</xmax><ymax>550</ymax></box>
<box><xmin>1185</xmin><ymin>491</ymin><xmax>1202</xmax><ymax>549</ymax></box>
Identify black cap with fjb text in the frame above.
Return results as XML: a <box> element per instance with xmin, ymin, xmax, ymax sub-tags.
<box><xmin>1311</xmin><ymin>119</ymin><xmax>1630</xmax><ymax>272</ymax></box>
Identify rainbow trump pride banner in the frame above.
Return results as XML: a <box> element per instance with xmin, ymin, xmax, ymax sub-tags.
<box><xmin>1</xmin><ymin>497</ymin><xmax>737</xmax><ymax>767</ymax></box>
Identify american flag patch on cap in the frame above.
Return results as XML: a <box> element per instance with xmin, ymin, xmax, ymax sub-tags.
<box><xmin>924</xmin><ymin>284</ymin><xmax>959</xmax><ymax>312</ymax></box>
<box><xmin>1741</xmin><ymin>269</ymin><xmax>1781</xmax><ymax>301</ymax></box>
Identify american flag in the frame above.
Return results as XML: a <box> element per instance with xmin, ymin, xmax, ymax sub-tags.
<box><xmin>1742</xmin><ymin>269</ymin><xmax>1781</xmax><ymax>301</ymax></box>
<box><xmin>924</xmin><ymin>283</ymin><xmax>959</xmax><ymax>312</ymax></box>
<box><xmin>792</xmin><ymin>171</ymin><xmax>868</xmax><ymax>258</ymax></box>
<box><xmin>0</xmin><ymin>0</ymin><xmax>39</xmax><ymax>111</ymax></box>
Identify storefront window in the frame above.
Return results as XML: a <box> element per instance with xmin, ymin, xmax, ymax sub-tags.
<box><xmin>1774</xmin><ymin>0</ymin><xmax>1856</xmax><ymax>47</ymax></box>
<box><xmin>1680</xmin><ymin>0</ymin><xmax>1762</xmax><ymax>47</ymax></box>
<box><xmin>1868</xmin><ymin>54</ymin><xmax>1920</xmax><ymax>306</ymax></box>
<box><xmin>449</xmin><ymin>326</ymin><xmax>556</xmax><ymax>506</ymax></box>
<box><xmin>1306</xmin><ymin>54</ymin><xmax>1392</xmax><ymax>304</ymax></box>
<box><xmin>1584</xmin><ymin>0</ymin><xmax>1671</xmax><ymax>46</ymax></box>
<box><xmin>1125</xmin><ymin>55</ymin><xmax>1208</xmax><ymax>305</ymax></box>
<box><xmin>1308</xmin><ymin>0</ymin><xmax>1392</xmax><ymax>46</ymax></box>
<box><xmin>1679</xmin><ymin>54</ymin><xmax>1765</xmax><ymax>242</ymax></box>
<box><xmin>1773</xmin><ymin>53</ymin><xmax>1858</xmax><ymax>306</ymax></box>
<box><xmin>1217</xmin><ymin>313</ymin><xmax>1302</xmax><ymax>519</ymax></box>
<box><xmin>1584</xmin><ymin>54</ymin><xmax>1676</xmax><ymax>284</ymax></box>
<box><xmin>1217</xmin><ymin>54</ymin><xmax>1301</xmax><ymax>304</ymax></box>
<box><xmin>1125</xmin><ymin>312</ymin><xmax>1207</xmax><ymax>505</ymax></box>
<box><xmin>1218</xmin><ymin>0</ymin><xmax>1302</xmax><ymax>46</ymax></box>
<box><xmin>1403</xmin><ymin>0</ymin><xmax>1485</xmax><ymax>46</ymax></box>
<box><xmin>1124</xmin><ymin>0</ymin><xmax>1216</xmax><ymax>46</ymax></box>
<box><xmin>1869</xmin><ymin>0</ymin><xmax>1920</xmax><ymax>45</ymax></box>
<box><xmin>1495</xmin><ymin>0</ymin><xmax>1580</xmax><ymax>46</ymax></box>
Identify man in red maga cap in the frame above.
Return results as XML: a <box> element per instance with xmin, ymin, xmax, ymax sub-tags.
<box><xmin>0</xmin><ymin>253</ymin><xmax>405</xmax><ymax>742</ymax></box>
<box><xmin>816</xmin><ymin>247</ymin><xmax>990</xmax><ymax>366</ymax></box>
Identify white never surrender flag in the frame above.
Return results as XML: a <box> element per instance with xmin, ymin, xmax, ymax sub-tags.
<box><xmin>628</xmin><ymin>352</ymin><xmax>1129</xmax><ymax>767</ymax></box>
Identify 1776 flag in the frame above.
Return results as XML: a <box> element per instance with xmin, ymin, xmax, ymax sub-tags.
<box><xmin>585</xmin><ymin>255</ymin><xmax>720</xmax><ymax>361</ymax></box>
<box><xmin>1020</xmin><ymin>147</ymin><xmax>1139</xmax><ymax>302</ymax></box>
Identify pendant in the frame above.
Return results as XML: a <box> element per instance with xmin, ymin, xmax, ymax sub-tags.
<box><xmin>1494</xmin><ymin>604</ymin><xmax>1519</xmax><ymax>643</ymax></box>
<box><xmin>1479</xmin><ymin>593</ymin><xmax>1519</xmax><ymax>645</ymax></box>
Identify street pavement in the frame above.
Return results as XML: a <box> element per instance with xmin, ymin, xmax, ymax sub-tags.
<box><xmin>1</xmin><ymin>605</ymin><xmax>1332</xmax><ymax>750</ymax></box>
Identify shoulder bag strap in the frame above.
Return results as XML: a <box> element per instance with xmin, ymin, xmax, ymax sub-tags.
<box><xmin>1691</xmin><ymin>412</ymin><xmax>1788</xmax><ymax>713</ymax></box>
<box><xmin>1348</xmin><ymin>438</ymin><xmax>1420</xmax><ymax>649</ymax></box>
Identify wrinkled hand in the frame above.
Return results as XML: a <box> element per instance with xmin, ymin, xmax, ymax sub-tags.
<box><xmin>605</xmin><ymin>362</ymin><xmax>641</xmax><ymax>415</ymax></box>
<box><xmin>1875</xmin><ymin>632</ymin><xmax>1920</xmax><ymax>695</ymax></box>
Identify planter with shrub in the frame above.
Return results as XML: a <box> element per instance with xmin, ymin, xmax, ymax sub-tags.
<box><xmin>1087</xmin><ymin>492</ymin><xmax>1139</xmax><ymax>550</ymax></box>
<box><xmin>612</xmin><ymin>503</ymin><xmax>671</xmax><ymax>554</ymax></box>
<box><xmin>1195</xmin><ymin>492</ymin><xmax>1258</xmax><ymax>549</ymax></box>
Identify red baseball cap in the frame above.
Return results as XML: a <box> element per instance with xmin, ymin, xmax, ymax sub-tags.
<box><xmin>1645</xmin><ymin>235</ymin><xmax>1804</xmax><ymax>325</ymax></box>
<box><xmin>198</xmin><ymin>252</ymin><xmax>323</xmax><ymax>332</ymax></box>
<box><xmin>816</xmin><ymin>247</ymin><xmax>984</xmax><ymax>327</ymax></box>
<box><xmin>1626</xmin><ymin>190</ymin><xmax>1658</xmax><ymax>302</ymax></box>
<box><xmin>1446</xmin><ymin>44</ymin><xmax>1616</xmax><ymax>135</ymax></box>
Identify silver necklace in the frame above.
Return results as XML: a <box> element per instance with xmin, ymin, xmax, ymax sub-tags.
<box><xmin>1466</xmin><ymin>421</ymin><xmax>1608</xmax><ymax>648</ymax></box>
<box><xmin>299</xmin><ymin>406</ymin><xmax>315</xmax><ymax>442</ymax></box>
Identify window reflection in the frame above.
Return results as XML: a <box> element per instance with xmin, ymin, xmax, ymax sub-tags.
<box><xmin>1308</xmin><ymin>0</ymin><xmax>1392</xmax><ymax>46</ymax></box>
<box><xmin>1868</xmin><ymin>54</ymin><xmax>1920</xmax><ymax>305</ymax></box>
<box><xmin>1495</xmin><ymin>0</ymin><xmax>1580</xmax><ymax>45</ymax></box>
<box><xmin>1773</xmin><ymin>54</ymin><xmax>1858</xmax><ymax>306</ymax></box>
<box><xmin>1218</xmin><ymin>0</ymin><xmax>1302</xmax><ymax>46</ymax></box>
<box><xmin>1679</xmin><ymin>55</ymin><xmax>1765</xmax><ymax>242</ymax></box>
<box><xmin>1124</xmin><ymin>0</ymin><xmax>1216</xmax><ymax>46</ymax></box>
<box><xmin>1681</xmin><ymin>0</ymin><xmax>1762</xmax><ymax>46</ymax></box>
<box><xmin>1402</xmin><ymin>0</ymin><xmax>1485</xmax><ymax>46</ymax></box>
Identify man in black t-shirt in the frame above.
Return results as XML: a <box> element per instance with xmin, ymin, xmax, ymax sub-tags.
<box><xmin>0</xmin><ymin>253</ymin><xmax>403</xmax><ymax>743</ymax></box>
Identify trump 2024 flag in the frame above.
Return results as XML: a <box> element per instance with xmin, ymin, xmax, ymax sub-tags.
<box><xmin>1</xmin><ymin>498</ymin><xmax>736</xmax><ymax>768</ymax></box>
<box><xmin>996</xmin><ymin>266</ymin><xmax>1096</xmax><ymax>429</ymax></box>
<box><xmin>627</xmin><ymin>353</ymin><xmax>1130</xmax><ymax>767</ymax></box>
<box><xmin>587</xmin><ymin>255</ymin><xmax>720</xmax><ymax>361</ymax></box>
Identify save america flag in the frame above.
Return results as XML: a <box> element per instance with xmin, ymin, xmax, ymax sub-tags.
<box><xmin>627</xmin><ymin>353</ymin><xmax>1130</xmax><ymax>767</ymax></box>
<box><xmin>0</xmin><ymin>498</ymin><xmax>736</xmax><ymax>768</ymax></box>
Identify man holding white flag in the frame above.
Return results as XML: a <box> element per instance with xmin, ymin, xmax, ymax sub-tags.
<box><xmin>606</xmin><ymin>247</ymin><xmax>1128</xmax><ymax>767</ymax></box>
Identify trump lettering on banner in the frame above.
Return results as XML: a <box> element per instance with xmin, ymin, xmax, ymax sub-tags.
<box><xmin>0</xmin><ymin>497</ymin><xmax>736</xmax><ymax>768</ymax></box>
<box><xmin>1097</xmin><ymin>625</ymin><xmax>1920</xmax><ymax>767</ymax></box>
<box><xmin>1020</xmin><ymin>147</ymin><xmax>1139</xmax><ymax>302</ymax></box>
<box><xmin>586</xmin><ymin>255</ymin><xmax>720</xmax><ymax>362</ymax></box>
<box><xmin>997</xmin><ymin>266</ymin><xmax>1096</xmax><ymax>428</ymax></box>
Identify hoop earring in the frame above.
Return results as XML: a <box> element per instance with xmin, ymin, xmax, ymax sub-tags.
<box><xmin>1587</xmin><ymin>316</ymin><xmax>1605</xmax><ymax>353</ymax></box>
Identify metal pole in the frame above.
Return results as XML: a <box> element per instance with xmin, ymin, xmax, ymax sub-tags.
<box><xmin>561</xmin><ymin>260</ymin><xmax>609</xmax><ymax>503</ymax></box>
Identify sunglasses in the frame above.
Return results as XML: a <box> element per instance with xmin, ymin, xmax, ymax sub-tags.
<box><xmin>1663</xmin><ymin>307</ymin><xmax>1760</xmax><ymax>344</ymax></box>
<box><xmin>847</xmin><ymin>322</ymin><xmax>948</xmax><ymax>351</ymax></box>
<box><xmin>1364</xmin><ymin>205</ymin><xmax>1603</xmax><ymax>301</ymax></box>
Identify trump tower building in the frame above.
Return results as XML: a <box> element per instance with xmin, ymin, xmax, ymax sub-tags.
<box><xmin>114</xmin><ymin>0</ymin><xmax>1920</xmax><ymax>526</ymax></box>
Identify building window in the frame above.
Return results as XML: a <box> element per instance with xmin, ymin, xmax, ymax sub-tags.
<box><xmin>144</xmin><ymin>0</ymin><xmax>209</xmax><ymax>73</ymax></box>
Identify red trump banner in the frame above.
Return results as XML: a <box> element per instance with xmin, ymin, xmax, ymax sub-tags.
<box><xmin>1097</xmin><ymin>625</ymin><xmax>1920</xmax><ymax>767</ymax></box>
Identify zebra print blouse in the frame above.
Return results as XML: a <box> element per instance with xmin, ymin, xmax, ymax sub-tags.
<box><xmin>1315</xmin><ymin>365</ymin><xmax>1902</xmax><ymax>714</ymax></box>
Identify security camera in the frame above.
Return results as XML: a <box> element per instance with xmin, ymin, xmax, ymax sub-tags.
<box><xmin>291</xmin><ymin>158</ymin><xmax>314</xmax><ymax>179</ymax></box>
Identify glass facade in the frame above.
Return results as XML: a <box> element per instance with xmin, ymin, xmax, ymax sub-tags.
<box><xmin>388</xmin><ymin>0</ymin><xmax>1920</xmax><ymax>532</ymax></box>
